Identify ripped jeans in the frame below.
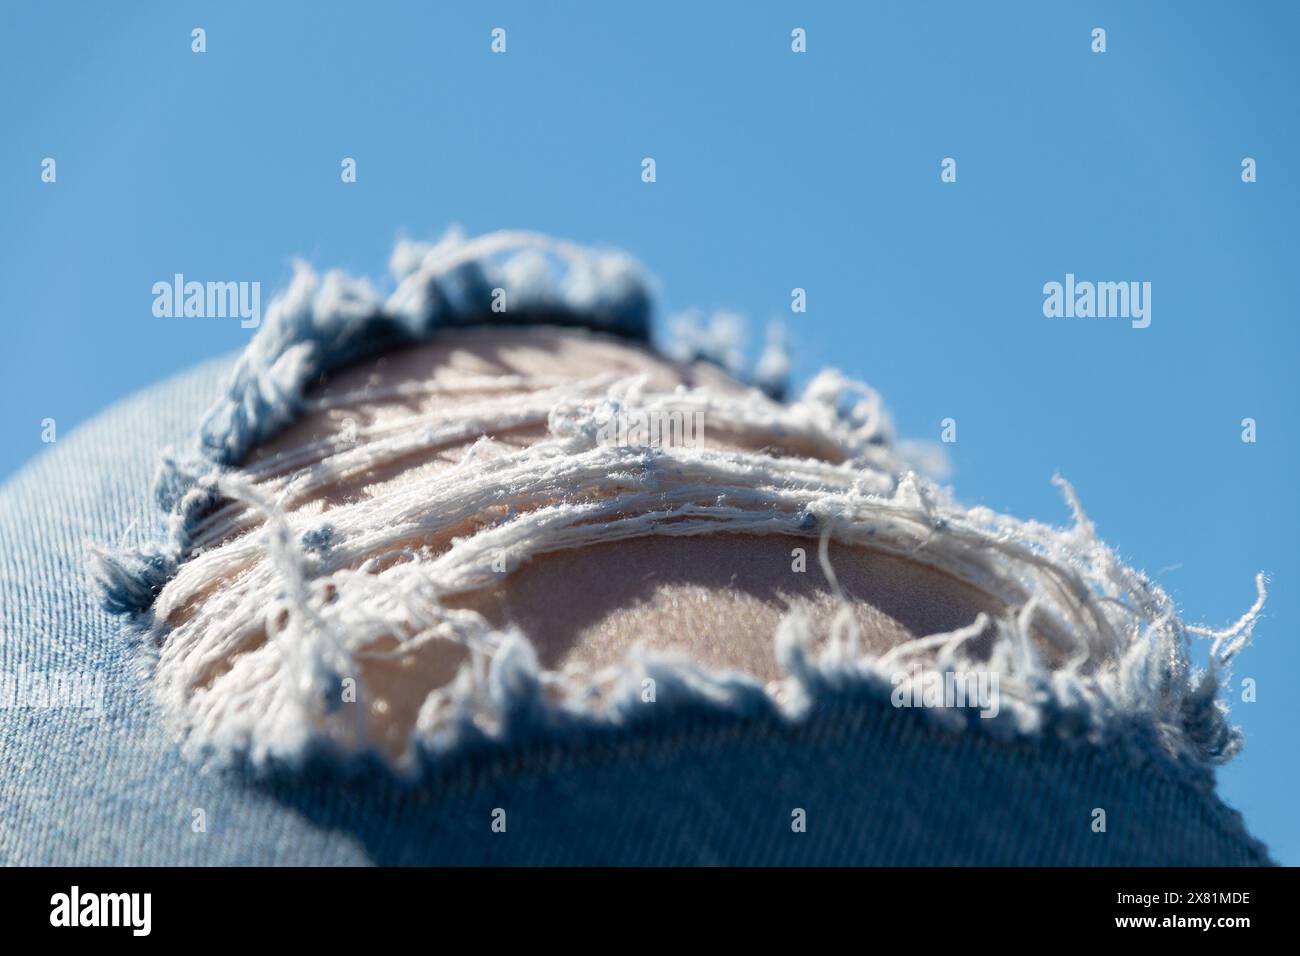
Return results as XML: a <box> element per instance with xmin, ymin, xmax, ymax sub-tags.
<box><xmin>0</xmin><ymin>232</ymin><xmax>1272</xmax><ymax>865</ymax></box>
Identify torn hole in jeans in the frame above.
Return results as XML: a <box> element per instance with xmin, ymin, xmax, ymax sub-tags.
<box><xmin>91</xmin><ymin>231</ymin><xmax>1266</xmax><ymax>778</ymax></box>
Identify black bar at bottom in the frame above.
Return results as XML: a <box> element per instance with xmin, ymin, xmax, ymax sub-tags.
<box><xmin>0</xmin><ymin>865</ymin><xmax>1291</xmax><ymax>938</ymax></box>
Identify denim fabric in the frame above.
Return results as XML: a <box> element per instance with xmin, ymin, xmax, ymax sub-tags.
<box><xmin>0</xmin><ymin>359</ymin><xmax>1273</xmax><ymax>865</ymax></box>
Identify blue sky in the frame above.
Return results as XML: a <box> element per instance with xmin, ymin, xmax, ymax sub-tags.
<box><xmin>2</xmin><ymin>1</ymin><xmax>1297</xmax><ymax>862</ymax></box>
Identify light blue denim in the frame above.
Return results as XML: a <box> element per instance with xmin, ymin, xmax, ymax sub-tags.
<box><xmin>0</xmin><ymin>355</ymin><xmax>1273</xmax><ymax>864</ymax></box>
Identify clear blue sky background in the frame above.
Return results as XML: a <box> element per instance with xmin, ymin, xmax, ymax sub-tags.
<box><xmin>2</xmin><ymin>1</ymin><xmax>1296</xmax><ymax>862</ymax></box>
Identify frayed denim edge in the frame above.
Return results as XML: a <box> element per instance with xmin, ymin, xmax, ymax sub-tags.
<box><xmin>90</xmin><ymin>229</ymin><xmax>786</xmax><ymax>615</ymax></box>
<box><xmin>86</xmin><ymin>231</ymin><xmax>1267</xmax><ymax>821</ymax></box>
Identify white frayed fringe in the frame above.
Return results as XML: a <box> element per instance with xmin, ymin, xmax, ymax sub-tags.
<box><xmin>140</xmin><ymin>359</ymin><xmax>1266</xmax><ymax>776</ymax></box>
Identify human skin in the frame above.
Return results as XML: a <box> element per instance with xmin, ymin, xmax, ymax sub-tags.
<box><xmin>180</xmin><ymin>326</ymin><xmax>1006</xmax><ymax>756</ymax></box>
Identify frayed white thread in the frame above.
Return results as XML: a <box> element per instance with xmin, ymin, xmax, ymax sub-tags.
<box><xmin>193</xmin><ymin>229</ymin><xmax>655</xmax><ymax>466</ymax></box>
<box><xmin>139</xmin><ymin>353</ymin><xmax>1268</xmax><ymax>773</ymax></box>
